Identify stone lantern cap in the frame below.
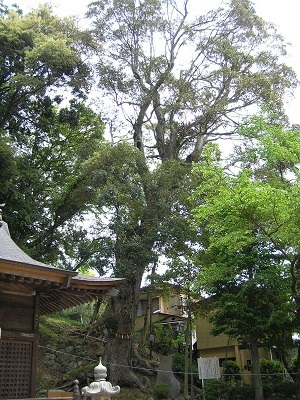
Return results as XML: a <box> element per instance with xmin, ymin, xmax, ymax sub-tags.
<box><xmin>94</xmin><ymin>358</ymin><xmax>107</xmax><ymax>381</ymax></box>
<box><xmin>82</xmin><ymin>358</ymin><xmax>120</xmax><ymax>400</ymax></box>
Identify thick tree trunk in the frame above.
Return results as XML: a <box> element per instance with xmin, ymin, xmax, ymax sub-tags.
<box><xmin>102</xmin><ymin>268</ymin><xmax>151</xmax><ymax>392</ymax></box>
<box><xmin>104</xmin><ymin>336</ymin><xmax>150</xmax><ymax>391</ymax></box>
<box><xmin>250</xmin><ymin>338</ymin><xmax>264</xmax><ymax>400</ymax></box>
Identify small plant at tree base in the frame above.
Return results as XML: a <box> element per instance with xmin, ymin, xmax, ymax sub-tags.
<box><xmin>153</xmin><ymin>383</ymin><xmax>169</xmax><ymax>399</ymax></box>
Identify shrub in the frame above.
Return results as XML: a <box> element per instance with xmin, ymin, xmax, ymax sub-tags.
<box><xmin>222</xmin><ymin>360</ymin><xmax>242</xmax><ymax>384</ymax></box>
<box><xmin>64</xmin><ymin>362</ymin><xmax>95</xmax><ymax>381</ymax></box>
<box><xmin>259</xmin><ymin>358</ymin><xmax>285</xmax><ymax>386</ymax></box>
<box><xmin>39</xmin><ymin>323</ymin><xmax>55</xmax><ymax>342</ymax></box>
<box><xmin>201</xmin><ymin>380</ymin><xmax>231</xmax><ymax>400</ymax></box>
<box><xmin>230</xmin><ymin>385</ymin><xmax>255</xmax><ymax>400</ymax></box>
<box><xmin>262</xmin><ymin>384</ymin><xmax>273</xmax><ymax>398</ymax></box>
<box><xmin>172</xmin><ymin>352</ymin><xmax>185</xmax><ymax>377</ymax></box>
<box><xmin>172</xmin><ymin>352</ymin><xmax>202</xmax><ymax>388</ymax></box>
<box><xmin>152</xmin><ymin>324</ymin><xmax>175</xmax><ymax>355</ymax></box>
<box><xmin>153</xmin><ymin>383</ymin><xmax>168</xmax><ymax>399</ymax></box>
<box><xmin>273</xmin><ymin>380</ymin><xmax>297</xmax><ymax>396</ymax></box>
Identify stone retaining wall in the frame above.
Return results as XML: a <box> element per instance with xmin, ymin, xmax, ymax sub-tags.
<box><xmin>38</xmin><ymin>330</ymin><xmax>103</xmax><ymax>387</ymax></box>
<box><xmin>41</xmin><ymin>342</ymin><xmax>86</xmax><ymax>373</ymax></box>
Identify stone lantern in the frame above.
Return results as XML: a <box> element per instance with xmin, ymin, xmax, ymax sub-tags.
<box><xmin>82</xmin><ymin>358</ymin><xmax>120</xmax><ymax>400</ymax></box>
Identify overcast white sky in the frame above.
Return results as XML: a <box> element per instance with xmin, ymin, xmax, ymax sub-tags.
<box><xmin>5</xmin><ymin>0</ymin><xmax>300</xmax><ymax>124</ymax></box>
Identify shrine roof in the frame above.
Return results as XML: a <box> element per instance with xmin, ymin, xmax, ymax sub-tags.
<box><xmin>0</xmin><ymin>220</ymin><xmax>57</xmax><ymax>269</ymax></box>
<box><xmin>0</xmin><ymin>218</ymin><xmax>123</xmax><ymax>314</ymax></box>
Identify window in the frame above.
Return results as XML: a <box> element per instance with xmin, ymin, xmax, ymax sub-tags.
<box><xmin>137</xmin><ymin>297</ymin><xmax>160</xmax><ymax>316</ymax></box>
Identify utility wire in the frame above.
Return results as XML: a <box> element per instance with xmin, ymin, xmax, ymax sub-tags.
<box><xmin>38</xmin><ymin>345</ymin><xmax>296</xmax><ymax>377</ymax></box>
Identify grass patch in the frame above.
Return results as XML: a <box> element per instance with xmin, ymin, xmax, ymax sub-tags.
<box><xmin>39</xmin><ymin>315</ymin><xmax>84</xmax><ymax>343</ymax></box>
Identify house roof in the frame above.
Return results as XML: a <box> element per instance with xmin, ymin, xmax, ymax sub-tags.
<box><xmin>0</xmin><ymin>219</ymin><xmax>123</xmax><ymax>314</ymax></box>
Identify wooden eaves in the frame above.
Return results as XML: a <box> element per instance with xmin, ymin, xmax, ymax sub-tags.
<box><xmin>0</xmin><ymin>219</ymin><xmax>123</xmax><ymax>314</ymax></box>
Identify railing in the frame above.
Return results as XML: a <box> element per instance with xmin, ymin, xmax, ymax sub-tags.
<box><xmin>5</xmin><ymin>380</ymin><xmax>80</xmax><ymax>400</ymax></box>
<box><xmin>3</xmin><ymin>396</ymin><xmax>75</xmax><ymax>400</ymax></box>
<box><xmin>46</xmin><ymin>392</ymin><xmax>74</xmax><ymax>399</ymax></box>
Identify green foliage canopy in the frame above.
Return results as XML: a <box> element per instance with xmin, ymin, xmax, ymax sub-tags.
<box><xmin>2</xmin><ymin>99</ymin><xmax>105</xmax><ymax>265</ymax></box>
<box><xmin>190</xmin><ymin>115</ymin><xmax>300</xmax><ymax>399</ymax></box>
<box><xmin>0</xmin><ymin>3</ymin><xmax>94</xmax><ymax>132</ymax></box>
<box><xmin>191</xmin><ymin>119</ymin><xmax>299</xmax><ymax>345</ymax></box>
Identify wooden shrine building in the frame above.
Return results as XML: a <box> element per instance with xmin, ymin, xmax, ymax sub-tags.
<box><xmin>0</xmin><ymin>213</ymin><xmax>123</xmax><ymax>399</ymax></box>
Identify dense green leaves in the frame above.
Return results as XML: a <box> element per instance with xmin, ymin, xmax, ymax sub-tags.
<box><xmin>0</xmin><ymin>4</ymin><xmax>93</xmax><ymax>131</ymax></box>
<box><xmin>2</xmin><ymin>99</ymin><xmax>105</xmax><ymax>264</ymax></box>
<box><xmin>0</xmin><ymin>3</ymin><xmax>102</xmax><ymax>265</ymax></box>
<box><xmin>191</xmin><ymin>115</ymin><xmax>300</xmax><ymax>399</ymax></box>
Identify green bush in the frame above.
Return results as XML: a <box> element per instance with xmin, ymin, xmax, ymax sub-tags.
<box><xmin>39</xmin><ymin>323</ymin><xmax>56</xmax><ymax>342</ymax></box>
<box><xmin>153</xmin><ymin>383</ymin><xmax>168</xmax><ymax>399</ymax></box>
<box><xmin>229</xmin><ymin>385</ymin><xmax>255</xmax><ymax>400</ymax></box>
<box><xmin>259</xmin><ymin>358</ymin><xmax>285</xmax><ymax>386</ymax></box>
<box><xmin>287</xmin><ymin>354</ymin><xmax>298</xmax><ymax>374</ymax></box>
<box><xmin>172</xmin><ymin>352</ymin><xmax>202</xmax><ymax>387</ymax></box>
<box><xmin>152</xmin><ymin>324</ymin><xmax>175</xmax><ymax>355</ymax></box>
<box><xmin>222</xmin><ymin>360</ymin><xmax>242</xmax><ymax>384</ymax></box>
<box><xmin>273</xmin><ymin>380</ymin><xmax>297</xmax><ymax>396</ymax></box>
<box><xmin>64</xmin><ymin>362</ymin><xmax>95</xmax><ymax>381</ymax></box>
<box><xmin>262</xmin><ymin>384</ymin><xmax>273</xmax><ymax>398</ymax></box>
<box><xmin>202</xmin><ymin>380</ymin><xmax>231</xmax><ymax>400</ymax></box>
<box><xmin>172</xmin><ymin>352</ymin><xmax>185</xmax><ymax>376</ymax></box>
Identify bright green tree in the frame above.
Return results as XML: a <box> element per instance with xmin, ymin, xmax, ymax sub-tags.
<box><xmin>191</xmin><ymin>117</ymin><xmax>300</xmax><ymax>399</ymax></box>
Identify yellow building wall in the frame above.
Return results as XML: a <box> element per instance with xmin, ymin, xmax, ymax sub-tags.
<box><xmin>196</xmin><ymin>317</ymin><xmax>233</xmax><ymax>350</ymax></box>
<box><xmin>196</xmin><ymin>316</ymin><xmax>271</xmax><ymax>384</ymax></box>
<box><xmin>135</xmin><ymin>312</ymin><xmax>167</xmax><ymax>331</ymax></box>
<box><xmin>160</xmin><ymin>293</ymin><xmax>183</xmax><ymax>315</ymax></box>
<box><xmin>136</xmin><ymin>290</ymin><xmax>184</xmax><ymax>331</ymax></box>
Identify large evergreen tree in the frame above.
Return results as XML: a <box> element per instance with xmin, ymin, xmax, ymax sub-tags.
<box><xmin>82</xmin><ymin>0</ymin><xmax>297</xmax><ymax>388</ymax></box>
<box><xmin>0</xmin><ymin>0</ymin><xmax>298</xmax><ymax>390</ymax></box>
<box><xmin>0</xmin><ymin>3</ymin><xmax>93</xmax><ymax>131</ymax></box>
<box><xmin>0</xmin><ymin>3</ymin><xmax>103</xmax><ymax>263</ymax></box>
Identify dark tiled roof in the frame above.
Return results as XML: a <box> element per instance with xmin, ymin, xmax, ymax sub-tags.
<box><xmin>0</xmin><ymin>220</ymin><xmax>51</xmax><ymax>268</ymax></box>
<box><xmin>0</xmin><ymin>218</ymin><xmax>124</xmax><ymax>314</ymax></box>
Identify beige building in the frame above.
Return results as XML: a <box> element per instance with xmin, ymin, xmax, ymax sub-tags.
<box><xmin>135</xmin><ymin>286</ymin><xmax>186</xmax><ymax>335</ymax></box>
<box><xmin>195</xmin><ymin>316</ymin><xmax>271</xmax><ymax>383</ymax></box>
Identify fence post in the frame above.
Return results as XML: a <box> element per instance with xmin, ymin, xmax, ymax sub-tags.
<box><xmin>73</xmin><ymin>379</ymin><xmax>79</xmax><ymax>400</ymax></box>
